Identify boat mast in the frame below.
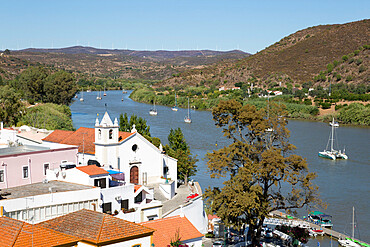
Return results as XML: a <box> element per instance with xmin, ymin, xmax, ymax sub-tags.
<box><xmin>187</xmin><ymin>97</ymin><xmax>190</xmax><ymax>118</ymax></box>
<box><xmin>352</xmin><ymin>206</ymin><xmax>355</xmax><ymax>239</ymax></box>
<box><xmin>331</xmin><ymin>118</ymin><xmax>334</xmax><ymax>151</ymax></box>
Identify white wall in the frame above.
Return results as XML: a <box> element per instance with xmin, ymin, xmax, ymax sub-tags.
<box><xmin>101</xmin><ymin>184</ymin><xmax>135</xmax><ymax>213</ymax></box>
<box><xmin>164</xmin><ymin>196</ymin><xmax>208</xmax><ymax>234</ymax></box>
<box><xmin>1</xmin><ymin>187</ymin><xmax>100</xmax><ymax>223</ymax></box>
<box><xmin>117</xmin><ymin>134</ymin><xmax>178</xmax><ymax>187</ymax></box>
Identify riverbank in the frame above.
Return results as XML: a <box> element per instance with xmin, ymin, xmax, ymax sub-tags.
<box><xmin>129</xmin><ymin>88</ymin><xmax>370</xmax><ymax>126</ymax></box>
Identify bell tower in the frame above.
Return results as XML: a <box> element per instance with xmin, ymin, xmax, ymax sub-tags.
<box><xmin>94</xmin><ymin>112</ymin><xmax>119</xmax><ymax>168</ymax></box>
<box><xmin>95</xmin><ymin>112</ymin><xmax>119</xmax><ymax>144</ymax></box>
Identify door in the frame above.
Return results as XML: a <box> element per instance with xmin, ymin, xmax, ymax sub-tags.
<box><xmin>130</xmin><ymin>166</ymin><xmax>139</xmax><ymax>184</ymax></box>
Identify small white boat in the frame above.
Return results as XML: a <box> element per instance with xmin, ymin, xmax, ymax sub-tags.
<box><xmin>329</xmin><ymin>121</ymin><xmax>339</xmax><ymax>127</ymax></box>
<box><xmin>318</xmin><ymin>118</ymin><xmax>348</xmax><ymax>160</ymax></box>
<box><xmin>79</xmin><ymin>91</ymin><xmax>84</xmax><ymax>102</ymax></box>
<box><xmin>122</xmin><ymin>89</ymin><xmax>127</xmax><ymax>94</ymax></box>
<box><xmin>149</xmin><ymin>100</ymin><xmax>157</xmax><ymax>116</ymax></box>
<box><xmin>338</xmin><ymin>207</ymin><xmax>362</xmax><ymax>247</ymax></box>
<box><xmin>172</xmin><ymin>92</ymin><xmax>178</xmax><ymax>111</ymax></box>
<box><xmin>103</xmin><ymin>85</ymin><xmax>107</xmax><ymax>96</ymax></box>
<box><xmin>184</xmin><ymin>97</ymin><xmax>192</xmax><ymax>123</ymax></box>
<box><xmin>96</xmin><ymin>91</ymin><xmax>102</xmax><ymax>100</ymax></box>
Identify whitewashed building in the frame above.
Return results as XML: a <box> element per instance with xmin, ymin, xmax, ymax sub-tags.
<box><xmin>42</xmin><ymin>112</ymin><xmax>178</xmax><ymax>189</ymax></box>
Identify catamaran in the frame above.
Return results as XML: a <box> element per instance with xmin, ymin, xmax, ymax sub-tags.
<box><xmin>96</xmin><ymin>91</ymin><xmax>102</xmax><ymax>100</ymax></box>
<box><xmin>149</xmin><ymin>100</ymin><xmax>158</xmax><ymax>116</ymax></box>
<box><xmin>171</xmin><ymin>92</ymin><xmax>178</xmax><ymax>111</ymax></box>
<box><xmin>184</xmin><ymin>98</ymin><xmax>191</xmax><ymax>123</ymax></box>
<box><xmin>318</xmin><ymin>118</ymin><xmax>348</xmax><ymax>160</ymax></box>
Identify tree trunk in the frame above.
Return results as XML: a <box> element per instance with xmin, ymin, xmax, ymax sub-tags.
<box><xmin>184</xmin><ymin>174</ymin><xmax>188</xmax><ymax>185</ymax></box>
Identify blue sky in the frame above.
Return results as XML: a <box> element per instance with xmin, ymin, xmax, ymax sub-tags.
<box><xmin>1</xmin><ymin>0</ymin><xmax>368</xmax><ymax>54</ymax></box>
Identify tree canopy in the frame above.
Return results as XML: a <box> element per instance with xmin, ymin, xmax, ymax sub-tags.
<box><xmin>119</xmin><ymin>113</ymin><xmax>151</xmax><ymax>137</ymax></box>
<box><xmin>0</xmin><ymin>85</ymin><xmax>24</xmax><ymax>126</ymax></box>
<box><xmin>12</xmin><ymin>66</ymin><xmax>77</xmax><ymax>105</ymax></box>
<box><xmin>164</xmin><ymin>128</ymin><xmax>197</xmax><ymax>184</ymax></box>
<box><xmin>204</xmin><ymin>99</ymin><xmax>319</xmax><ymax>246</ymax></box>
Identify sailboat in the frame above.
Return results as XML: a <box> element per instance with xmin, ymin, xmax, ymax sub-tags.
<box><xmin>103</xmin><ymin>85</ymin><xmax>107</xmax><ymax>96</ymax></box>
<box><xmin>79</xmin><ymin>90</ymin><xmax>84</xmax><ymax>102</ymax></box>
<box><xmin>318</xmin><ymin>118</ymin><xmax>348</xmax><ymax>160</ymax></box>
<box><xmin>171</xmin><ymin>92</ymin><xmax>178</xmax><ymax>111</ymax></box>
<box><xmin>96</xmin><ymin>91</ymin><xmax>102</xmax><ymax>100</ymax></box>
<box><xmin>149</xmin><ymin>99</ymin><xmax>157</xmax><ymax>116</ymax></box>
<box><xmin>338</xmin><ymin>207</ymin><xmax>361</xmax><ymax>247</ymax></box>
<box><xmin>86</xmin><ymin>87</ymin><xmax>91</xmax><ymax>93</ymax></box>
<box><xmin>184</xmin><ymin>98</ymin><xmax>191</xmax><ymax>123</ymax></box>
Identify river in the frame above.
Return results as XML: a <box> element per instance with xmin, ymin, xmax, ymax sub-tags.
<box><xmin>71</xmin><ymin>90</ymin><xmax>369</xmax><ymax>245</ymax></box>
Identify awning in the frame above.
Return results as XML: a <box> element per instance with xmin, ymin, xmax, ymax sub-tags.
<box><xmin>110</xmin><ymin>172</ymin><xmax>125</xmax><ymax>181</ymax></box>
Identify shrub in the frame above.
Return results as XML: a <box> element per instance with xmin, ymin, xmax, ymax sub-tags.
<box><xmin>355</xmin><ymin>59</ymin><xmax>363</xmax><ymax>65</ymax></box>
<box><xmin>354</xmin><ymin>50</ymin><xmax>360</xmax><ymax>55</ymax></box>
<box><xmin>342</xmin><ymin>55</ymin><xmax>349</xmax><ymax>61</ymax></box>
<box><xmin>359</xmin><ymin>65</ymin><xmax>366</xmax><ymax>73</ymax></box>
<box><xmin>320</xmin><ymin>102</ymin><xmax>331</xmax><ymax>109</ymax></box>
<box><xmin>333</xmin><ymin>60</ymin><xmax>340</xmax><ymax>67</ymax></box>
<box><xmin>346</xmin><ymin>76</ymin><xmax>353</xmax><ymax>82</ymax></box>
<box><xmin>326</xmin><ymin>63</ymin><xmax>334</xmax><ymax>73</ymax></box>
<box><xmin>336</xmin><ymin>74</ymin><xmax>342</xmax><ymax>81</ymax></box>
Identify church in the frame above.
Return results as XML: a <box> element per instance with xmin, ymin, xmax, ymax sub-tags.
<box><xmin>42</xmin><ymin>112</ymin><xmax>178</xmax><ymax>187</ymax></box>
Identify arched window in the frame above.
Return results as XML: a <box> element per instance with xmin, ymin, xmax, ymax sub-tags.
<box><xmin>109</xmin><ymin>129</ymin><xmax>113</xmax><ymax>139</ymax></box>
<box><xmin>98</xmin><ymin>129</ymin><xmax>101</xmax><ymax>139</ymax></box>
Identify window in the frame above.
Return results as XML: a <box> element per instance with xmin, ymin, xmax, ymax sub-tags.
<box><xmin>44</xmin><ymin>163</ymin><xmax>49</xmax><ymax>175</ymax></box>
<box><xmin>109</xmin><ymin>129</ymin><xmax>113</xmax><ymax>139</ymax></box>
<box><xmin>134</xmin><ymin>192</ymin><xmax>143</xmax><ymax>203</ymax></box>
<box><xmin>22</xmin><ymin>166</ymin><xmax>29</xmax><ymax>179</ymax></box>
<box><xmin>98</xmin><ymin>129</ymin><xmax>101</xmax><ymax>139</ymax></box>
<box><xmin>132</xmin><ymin>144</ymin><xmax>138</xmax><ymax>152</ymax></box>
<box><xmin>121</xmin><ymin>199</ymin><xmax>129</xmax><ymax>211</ymax></box>
<box><xmin>0</xmin><ymin>170</ymin><xmax>4</xmax><ymax>182</ymax></box>
<box><xmin>102</xmin><ymin>202</ymin><xmax>112</xmax><ymax>214</ymax></box>
<box><xmin>94</xmin><ymin>178</ymin><xmax>106</xmax><ymax>188</ymax></box>
<box><xmin>132</xmin><ymin>245</ymin><xmax>141</xmax><ymax>247</ymax></box>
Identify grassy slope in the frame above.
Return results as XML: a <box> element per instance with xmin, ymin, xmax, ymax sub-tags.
<box><xmin>160</xmin><ymin>19</ymin><xmax>370</xmax><ymax>88</ymax></box>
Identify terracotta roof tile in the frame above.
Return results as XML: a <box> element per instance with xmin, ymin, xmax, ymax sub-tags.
<box><xmin>42</xmin><ymin>127</ymin><xmax>134</xmax><ymax>154</ymax></box>
<box><xmin>140</xmin><ymin>216</ymin><xmax>203</xmax><ymax>246</ymax></box>
<box><xmin>76</xmin><ymin>165</ymin><xmax>109</xmax><ymax>176</ymax></box>
<box><xmin>0</xmin><ymin>217</ymin><xmax>78</xmax><ymax>247</ymax></box>
<box><xmin>42</xmin><ymin>129</ymin><xmax>74</xmax><ymax>143</ymax></box>
<box><xmin>37</xmin><ymin>209</ymin><xmax>154</xmax><ymax>245</ymax></box>
<box><xmin>134</xmin><ymin>185</ymin><xmax>142</xmax><ymax>192</ymax></box>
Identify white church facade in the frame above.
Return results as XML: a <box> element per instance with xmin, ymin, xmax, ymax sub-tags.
<box><xmin>42</xmin><ymin>112</ymin><xmax>178</xmax><ymax>187</ymax></box>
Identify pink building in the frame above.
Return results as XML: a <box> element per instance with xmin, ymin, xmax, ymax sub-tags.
<box><xmin>0</xmin><ymin>145</ymin><xmax>78</xmax><ymax>189</ymax></box>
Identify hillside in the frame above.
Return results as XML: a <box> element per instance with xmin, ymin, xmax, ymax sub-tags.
<box><xmin>160</xmin><ymin>19</ymin><xmax>370</xmax><ymax>88</ymax></box>
<box><xmin>21</xmin><ymin>46</ymin><xmax>247</xmax><ymax>60</ymax></box>
<box><xmin>0</xmin><ymin>48</ymin><xmax>249</xmax><ymax>81</ymax></box>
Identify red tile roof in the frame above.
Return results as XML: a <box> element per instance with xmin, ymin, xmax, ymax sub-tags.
<box><xmin>76</xmin><ymin>165</ymin><xmax>109</xmax><ymax>176</ymax></box>
<box><xmin>37</xmin><ymin>209</ymin><xmax>154</xmax><ymax>245</ymax></box>
<box><xmin>134</xmin><ymin>185</ymin><xmax>142</xmax><ymax>192</ymax></box>
<box><xmin>42</xmin><ymin>129</ymin><xmax>74</xmax><ymax>143</ymax></box>
<box><xmin>42</xmin><ymin>127</ymin><xmax>134</xmax><ymax>154</ymax></box>
<box><xmin>140</xmin><ymin>216</ymin><xmax>203</xmax><ymax>247</ymax></box>
<box><xmin>0</xmin><ymin>217</ymin><xmax>78</xmax><ymax>247</ymax></box>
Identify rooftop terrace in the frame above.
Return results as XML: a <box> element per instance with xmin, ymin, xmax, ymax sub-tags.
<box><xmin>0</xmin><ymin>180</ymin><xmax>95</xmax><ymax>200</ymax></box>
<box><xmin>0</xmin><ymin>145</ymin><xmax>50</xmax><ymax>156</ymax></box>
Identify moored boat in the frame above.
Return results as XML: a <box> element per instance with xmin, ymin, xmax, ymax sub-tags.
<box><xmin>149</xmin><ymin>100</ymin><xmax>157</xmax><ymax>116</ymax></box>
<box><xmin>318</xmin><ymin>118</ymin><xmax>348</xmax><ymax>160</ymax></box>
<box><xmin>172</xmin><ymin>92</ymin><xmax>178</xmax><ymax>111</ymax></box>
<box><xmin>184</xmin><ymin>97</ymin><xmax>191</xmax><ymax>123</ymax></box>
<box><xmin>307</xmin><ymin>211</ymin><xmax>333</xmax><ymax>228</ymax></box>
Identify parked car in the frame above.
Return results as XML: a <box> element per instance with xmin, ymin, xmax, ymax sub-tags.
<box><xmin>212</xmin><ymin>241</ymin><xmax>224</xmax><ymax>247</ymax></box>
